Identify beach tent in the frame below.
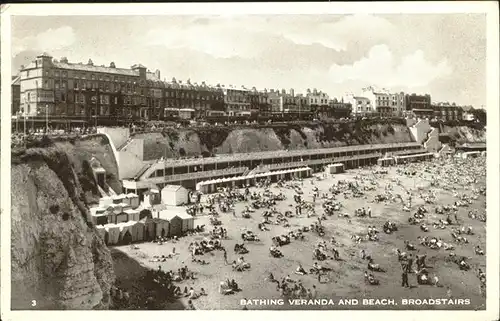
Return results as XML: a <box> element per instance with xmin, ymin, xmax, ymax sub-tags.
<box><xmin>105</xmin><ymin>224</ymin><xmax>121</xmax><ymax>245</ymax></box>
<box><xmin>117</xmin><ymin>222</ymin><xmax>134</xmax><ymax>244</ymax></box>
<box><xmin>161</xmin><ymin>185</ymin><xmax>189</xmax><ymax>206</ymax></box>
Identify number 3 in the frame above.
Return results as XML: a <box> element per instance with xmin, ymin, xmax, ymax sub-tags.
<box><xmin>31</xmin><ymin>300</ymin><xmax>37</xmax><ymax>307</ymax></box>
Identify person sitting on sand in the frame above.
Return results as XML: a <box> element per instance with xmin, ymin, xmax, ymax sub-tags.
<box><xmin>313</xmin><ymin>262</ymin><xmax>323</xmax><ymax>272</ymax></box>
<box><xmin>230</xmin><ymin>279</ymin><xmax>239</xmax><ymax>291</ymax></box>
<box><xmin>188</xmin><ymin>287</ymin><xmax>199</xmax><ymax>299</ymax></box>
<box><xmin>285</xmin><ymin>274</ymin><xmax>293</xmax><ymax>283</ymax></box>
<box><xmin>186</xmin><ymin>299</ymin><xmax>196</xmax><ymax>310</ymax></box>
<box><xmin>200</xmin><ymin>288</ymin><xmax>207</xmax><ymax>296</ymax></box>
<box><xmin>295</xmin><ymin>263</ymin><xmax>307</xmax><ymax>275</ymax></box>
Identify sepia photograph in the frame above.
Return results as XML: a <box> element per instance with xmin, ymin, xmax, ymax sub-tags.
<box><xmin>1</xmin><ymin>2</ymin><xmax>499</xmax><ymax>320</ymax></box>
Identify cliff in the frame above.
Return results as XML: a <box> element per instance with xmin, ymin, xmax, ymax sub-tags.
<box><xmin>12</xmin><ymin>134</ymin><xmax>121</xmax><ymax>205</ymax></box>
<box><xmin>134</xmin><ymin>120</ymin><xmax>413</xmax><ymax>160</ymax></box>
<box><xmin>440</xmin><ymin>125</ymin><xmax>486</xmax><ymax>144</ymax></box>
<box><xmin>11</xmin><ymin>146</ymin><xmax>115</xmax><ymax>310</ymax></box>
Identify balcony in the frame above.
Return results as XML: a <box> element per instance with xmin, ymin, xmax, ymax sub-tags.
<box><xmin>126</xmin><ymin>166</ymin><xmax>249</xmax><ymax>189</ymax></box>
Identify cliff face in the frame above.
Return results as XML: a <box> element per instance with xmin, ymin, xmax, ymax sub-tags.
<box><xmin>440</xmin><ymin>125</ymin><xmax>486</xmax><ymax>144</ymax></box>
<box><xmin>136</xmin><ymin>121</ymin><xmax>413</xmax><ymax>160</ymax></box>
<box><xmin>11</xmin><ymin>147</ymin><xmax>115</xmax><ymax>310</ymax></box>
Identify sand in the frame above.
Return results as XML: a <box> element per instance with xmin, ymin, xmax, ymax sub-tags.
<box><xmin>112</xmin><ymin>155</ymin><xmax>486</xmax><ymax>310</ymax></box>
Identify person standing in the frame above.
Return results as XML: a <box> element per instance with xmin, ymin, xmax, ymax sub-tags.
<box><xmin>401</xmin><ymin>259</ymin><xmax>410</xmax><ymax>288</ymax></box>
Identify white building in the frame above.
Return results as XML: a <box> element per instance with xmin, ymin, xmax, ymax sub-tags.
<box><xmin>343</xmin><ymin>93</ymin><xmax>373</xmax><ymax>116</ymax></box>
<box><xmin>306</xmin><ymin>88</ymin><xmax>329</xmax><ymax>106</ymax></box>
<box><xmin>362</xmin><ymin>86</ymin><xmax>405</xmax><ymax>117</ymax></box>
<box><xmin>161</xmin><ymin>184</ymin><xmax>189</xmax><ymax>206</ymax></box>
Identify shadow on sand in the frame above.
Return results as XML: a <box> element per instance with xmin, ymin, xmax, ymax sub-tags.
<box><xmin>110</xmin><ymin>248</ymin><xmax>186</xmax><ymax>310</ymax></box>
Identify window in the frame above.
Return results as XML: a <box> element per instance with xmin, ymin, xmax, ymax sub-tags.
<box><xmin>55</xmin><ymin>71</ymin><xmax>60</xmax><ymax>77</ymax></box>
<box><xmin>91</xmin><ymin>74</ymin><xmax>96</xmax><ymax>80</ymax></box>
<box><xmin>62</xmin><ymin>71</ymin><xmax>67</xmax><ymax>78</ymax></box>
<box><xmin>61</xmin><ymin>93</ymin><xmax>66</xmax><ymax>102</ymax></box>
<box><xmin>55</xmin><ymin>82</ymin><xmax>60</xmax><ymax>89</ymax></box>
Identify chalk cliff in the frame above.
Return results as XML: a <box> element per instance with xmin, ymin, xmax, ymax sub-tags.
<box><xmin>11</xmin><ymin>147</ymin><xmax>115</xmax><ymax>310</ymax></box>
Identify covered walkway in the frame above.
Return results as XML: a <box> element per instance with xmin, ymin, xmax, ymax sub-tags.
<box><xmin>196</xmin><ymin>167</ymin><xmax>312</xmax><ymax>194</ymax></box>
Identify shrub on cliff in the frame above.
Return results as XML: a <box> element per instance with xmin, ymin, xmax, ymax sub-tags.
<box><xmin>273</xmin><ymin>127</ymin><xmax>292</xmax><ymax>147</ymax></box>
<box><xmin>195</xmin><ymin>127</ymin><xmax>231</xmax><ymax>151</ymax></box>
<box><xmin>19</xmin><ymin>147</ymin><xmax>90</xmax><ymax>224</ymax></box>
<box><xmin>79</xmin><ymin>160</ymin><xmax>99</xmax><ymax>196</ymax></box>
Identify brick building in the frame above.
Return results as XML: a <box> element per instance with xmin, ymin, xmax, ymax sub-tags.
<box><xmin>18</xmin><ymin>53</ymin><xmax>225</xmax><ymax>123</ymax></box>
<box><xmin>405</xmin><ymin>93</ymin><xmax>432</xmax><ymax>113</ymax></box>
<box><xmin>223</xmin><ymin>86</ymin><xmax>251</xmax><ymax>116</ymax></box>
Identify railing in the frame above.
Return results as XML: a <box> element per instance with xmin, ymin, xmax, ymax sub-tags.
<box><xmin>156</xmin><ymin>166</ymin><xmax>248</xmax><ymax>183</ymax></box>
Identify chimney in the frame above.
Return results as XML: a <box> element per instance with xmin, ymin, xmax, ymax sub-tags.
<box><xmin>290</xmin><ymin>89</ymin><xmax>294</xmax><ymax>97</ymax></box>
<box><xmin>60</xmin><ymin>57</ymin><xmax>68</xmax><ymax>63</ymax></box>
<box><xmin>154</xmin><ymin>69</ymin><xmax>160</xmax><ymax>79</ymax></box>
<box><xmin>87</xmin><ymin>59</ymin><xmax>94</xmax><ymax>66</ymax></box>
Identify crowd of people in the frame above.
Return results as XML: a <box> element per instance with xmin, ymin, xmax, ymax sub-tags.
<box><xmin>111</xmin><ymin>151</ymin><xmax>486</xmax><ymax>309</ymax></box>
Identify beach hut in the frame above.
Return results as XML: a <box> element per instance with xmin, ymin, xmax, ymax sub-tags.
<box><xmin>143</xmin><ymin>219</ymin><xmax>156</xmax><ymax>240</ymax></box>
<box><xmin>326</xmin><ymin>163</ymin><xmax>344</xmax><ymax>174</ymax></box>
<box><xmin>115</xmin><ymin>212</ymin><xmax>129</xmax><ymax>224</ymax></box>
<box><xmin>125</xmin><ymin>208</ymin><xmax>140</xmax><ymax>222</ymax></box>
<box><xmin>112</xmin><ymin>194</ymin><xmax>126</xmax><ymax>205</ymax></box>
<box><xmin>161</xmin><ymin>185</ymin><xmax>189</xmax><ymax>206</ymax></box>
<box><xmin>110</xmin><ymin>203</ymin><xmax>123</xmax><ymax>215</ymax></box>
<box><xmin>99</xmin><ymin>196</ymin><xmax>113</xmax><ymax>208</ymax></box>
<box><xmin>377</xmin><ymin>158</ymin><xmax>395</xmax><ymax>167</ymax></box>
<box><xmin>178</xmin><ymin>212</ymin><xmax>195</xmax><ymax>233</ymax></box>
<box><xmin>127</xmin><ymin>193</ymin><xmax>140</xmax><ymax>208</ymax></box>
<box><xmin>169</xmin><ymin>215</ymin><xmax>183</xmax><ymax>236</ymax></box>
<box><xmin>159</xmin><ymin>209</ymin><xmax>193</xmax><ymax>236</ymax></box>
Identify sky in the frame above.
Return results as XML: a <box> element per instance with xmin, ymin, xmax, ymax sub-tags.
<box><xmin>11</xmin><ymin>14</ymin><xmax>487</xmax><ymax>108</ymax></box>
